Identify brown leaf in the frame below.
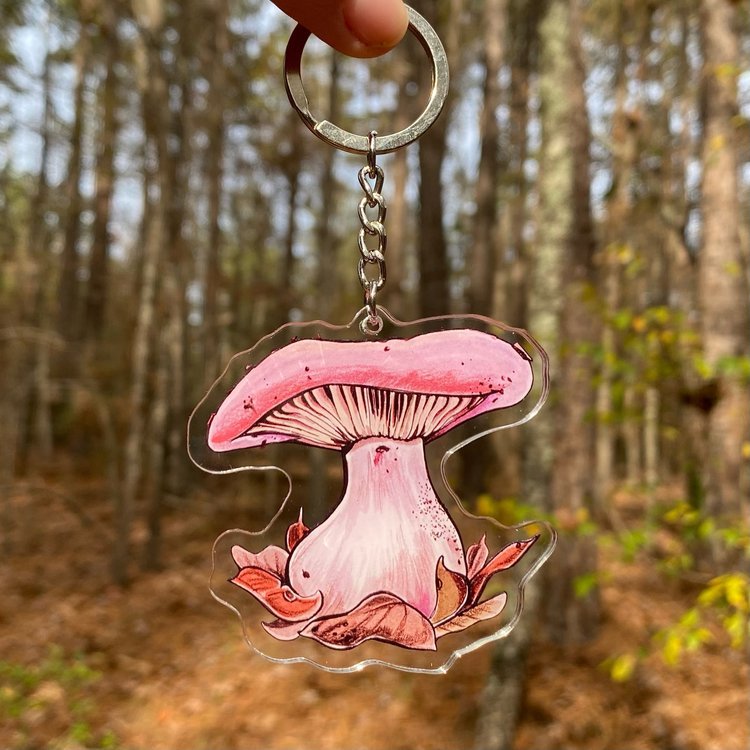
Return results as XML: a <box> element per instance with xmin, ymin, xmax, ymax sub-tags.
<box><xmin>435</xmin><ymin>592</ymin><xmax>508</xmax><ymax>638</ymax></box>
<box><xmin>231</xmin><ymin>566</ymin><xmax>322</xmax><ymax>622</ymax></box>
<box><xmin>430</xmin><ymin>557</ymin><xmax>468</xmax><ymax>625</ymax></box>
<box><xmin>466</xmin><ymin>535</ymin><xmax>489</xmax><ymax>579</ymax></box>
<box><xmin>286</xmin><ymin>509</ymin><xmax>310</xmax><ymax>553</ymax></box>
<box><xmin>469</xmin><ymin>536</ymin><xmax>538</xmax><ymax>605</ymax></box>
<box><xmin>231</xmin><ymin>544</ymin><xmax>287</xmax><ymax>578</ymax></box>
<box><xmin>302</xmin><ymin>593</ymin><xmax>437</xmax><ymax>651</ymax></box>
<box><xmin>261</xmin><ymin>618</ymin><xmax>307</xmax><ymax>641</ymax></box>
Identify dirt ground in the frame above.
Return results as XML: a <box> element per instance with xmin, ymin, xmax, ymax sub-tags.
<box><xmin>1</xmin><ymin>477</ymin><xmax>747</xmax><ymax>750</ymax></box>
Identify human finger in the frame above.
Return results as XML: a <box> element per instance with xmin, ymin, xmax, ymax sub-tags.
<box><xmin>272</xmin><ymin>0</ymin><xmax>408</xmax><ymax>58</ymax></box>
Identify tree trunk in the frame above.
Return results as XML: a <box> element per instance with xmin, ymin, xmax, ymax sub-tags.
<box><xmin>544</xmin><ymin>0</ymin><xmax>600</xmax><ymax>646</ymax></box>
<box><xmin>595</xmin><ymin>14</ymin><xmax>636</xmax><ymax>502</ymax></box>
<box><xmin>473</xmin><ymin>3</ymin><xmax>542</xmax><ymax>748</ymax></box>
<box><xmin>697</xmin><ymin>0</ymin><xmax>750</xmax><ymax>521</ymax></box>
<box><xmin>84</xmin><ymin>2</ymin><xmax>119</xmax><ymax>338</ymax></box>
<box><xmin>0</xmin><ymin>339</ymin><xmax>22</xmax><ymax>553</ymax></box>
<box><xmin>473</xmin><ymin>580</ymin><xmax>541</xmax><ymax>750</ymax></box>
<box><xmin>308</xmin><ymin>53</ymin><xmax>342</xmax><ymax>521</ymax></box>
<box><xmin>314</xmin><ymin>53</ymin><xmax>340</xmax><ymax>320</ymax></box>
<box><xmin>644</xmin><ymin>384</ymin><xmax>660</xmax><ymax>488</ymax></box>
<box><xmin>164</xmin><ymin>0</ymin><xmax>195</xmax><ymax>499</ymax></box>
<box><xmin>114</xmin><ymin>168</ymin><xmax>164</xmax><ymax>585</ymax></box>
<box><xmin>460</xmin><ymin>0</ymin><xmax>507</xmax><ymax>506</ymax></box>
<box><xmin>416</xmin><ymin>126</ymin><xmax>450</xmax><ymax>316</ymax></box>
<box><xmin>503</xmin><ymin>0</ymin><xmax>539</xmax><ymax>328</ymax></box>
<box><xmin>666</xmin><ymin>4</ymin><xmax>706</xmax><ymax>510</ymax></box>
<box><xmin>112</xmin><ymin>9</ymin><xmax>169</xmax><ymax>585</ymax></box>
<box><xmin>57</xmin><ymin>24</ymin><xmax>89</xmax><ymax>340</ymax></box>
<box><xmin>382</xmin><ymin>57</ymin><xmax>415</xmax><ymax>319</ymax></box>
<box><xmin>623</xmin><ymin>384</ymin><xmax>642</xmax><ymax>486</ymax></box>
<box><xmin>28</xmin><ymin>34</ymin><xmax>55</xmax><ymax>467</ymax></box>
<box><xmin>142</xmin><ymin>329</ymin><xmax>169</xmax><ymax>571</ymax></box>
<box><xmin>413</xmin><ymin>0</ymin><xmax>461</xmax><ymax>318</ymax></box>
<box><xmin>469</xmin><ymin>0</ymin><xmax>505</xmax><ymax>317</ymax></box>
<box><xmin>202</xmin><ymin>0</ymin><xmax>229</xmax><ymax>377</ymax></box>
<box><xmin>276</xmin><ymin>137</ymin><xmax>302</xmax><ymax>327</ymax></box>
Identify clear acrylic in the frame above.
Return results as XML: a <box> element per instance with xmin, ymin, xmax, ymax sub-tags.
<box><xmin>188</xmin><ymin>307</ymin><xmax>555</xmax><ymax>674</ymax></box>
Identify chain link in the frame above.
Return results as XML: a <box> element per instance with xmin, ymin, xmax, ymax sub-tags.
<box><xmin>358</xmin><ymin>131</ymin><xmax>386</xmax><ymax>331</ymax></box>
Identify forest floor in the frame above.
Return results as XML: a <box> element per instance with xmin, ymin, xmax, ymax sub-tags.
<box><xmin>0</xmin><ymin>473</ymin><xmax>747</xmax><ymax>750</ymax></box>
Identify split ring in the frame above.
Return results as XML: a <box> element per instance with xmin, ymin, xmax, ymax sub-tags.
<box><xmin>284</xmin><ymin>5</ymin><xmax>449</xmax><ymax>155</ymax></box>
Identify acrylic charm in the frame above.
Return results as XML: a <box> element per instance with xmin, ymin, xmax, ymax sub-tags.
<box><xmin>189</xmin><ymin>309</ymin><xmax>554</xmax><ymax>673</ymax></box>
<box><xmin>190</xmin><ymin>6</ymin><xmax>555</xmax><ymax>673</ymax></box>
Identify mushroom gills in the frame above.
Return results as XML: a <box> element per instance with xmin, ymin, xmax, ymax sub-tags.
<box><xmin>242</xmin><ymin>383</ymin><xmax>485</xmax><ymax>448</ymax></box>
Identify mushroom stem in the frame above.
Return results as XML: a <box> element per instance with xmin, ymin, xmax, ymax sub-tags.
<box><xmin>287</xmin><ymin>437</ymin><xmax>466</xmax><ymax>619</ymax></box>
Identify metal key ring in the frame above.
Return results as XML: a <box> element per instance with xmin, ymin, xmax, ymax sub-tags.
<box><xmin>284</xmin><ymin>5</ymin><xmax>449</xmax><ymax>155</ymax></box>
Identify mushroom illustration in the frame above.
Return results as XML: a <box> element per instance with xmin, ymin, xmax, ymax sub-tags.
<box><xmin>207</xmin><ymin>329</ymin><xmax>540</xmax><ymax>651</ymax></box>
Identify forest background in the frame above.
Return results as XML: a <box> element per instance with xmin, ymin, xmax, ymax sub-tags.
<box><xmin>0</xmin><ymin>0</ymin><xmax>749</xmax><ymax>748</ymax></box>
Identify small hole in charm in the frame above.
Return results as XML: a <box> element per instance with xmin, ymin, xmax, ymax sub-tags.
<box><xmin>360</xmin><ymin>313</ymin><xmax>384</xmax><ymax>336</ymax></box>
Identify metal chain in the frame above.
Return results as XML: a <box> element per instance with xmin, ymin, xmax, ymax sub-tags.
<box><xmin>358</xmin><ymin>131</ymin><xmax>386</xmax><ymax>333</ymax></box>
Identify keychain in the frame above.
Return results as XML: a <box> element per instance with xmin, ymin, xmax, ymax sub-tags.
<box><xmin>188</xmin><ymin>6</ymin><xmax>555</xmax><ymax>674</ymax></box>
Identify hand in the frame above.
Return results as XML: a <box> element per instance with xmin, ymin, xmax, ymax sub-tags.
<box><xmin>272</xmin><ymin>0</ymin><xmax>408</xmax><ymax>58</ymax></box>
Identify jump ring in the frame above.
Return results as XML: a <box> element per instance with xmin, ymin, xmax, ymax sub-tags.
<box><xmin>358</xmin><ymin>166</ymin><xmax>384</xmax><ymax>199</ymax></box>
<box><xmin>367</xmin><ymin>131</ymin><xmax>377</xmax><ymax>176</ymax></box>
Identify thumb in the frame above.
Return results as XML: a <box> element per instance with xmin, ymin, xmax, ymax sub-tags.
<box><xmin>272</xmin><ymin>0</ymin><xmax>408</xmax><ymax>58</ymax></box>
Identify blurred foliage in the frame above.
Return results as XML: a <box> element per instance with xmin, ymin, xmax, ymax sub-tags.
<box><xmin>0</xmin><ymin>646</ymin><xmax>118</xmax><ymax>750</ymax></box>
<box><xmin>476</xmin><ymin>489</ymin><xmax>749</xmax><ymax>682</ymax></box>
<box><xmin>605</xmin><ymin>501</ymin><xmax>750</xmax><ymax>681</ymax></box>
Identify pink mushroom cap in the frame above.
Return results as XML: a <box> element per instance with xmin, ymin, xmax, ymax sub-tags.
<box><xmin>208</xmin><ymin>329</ymin><xmax>533</xmax><ymax>452</ymax></box>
